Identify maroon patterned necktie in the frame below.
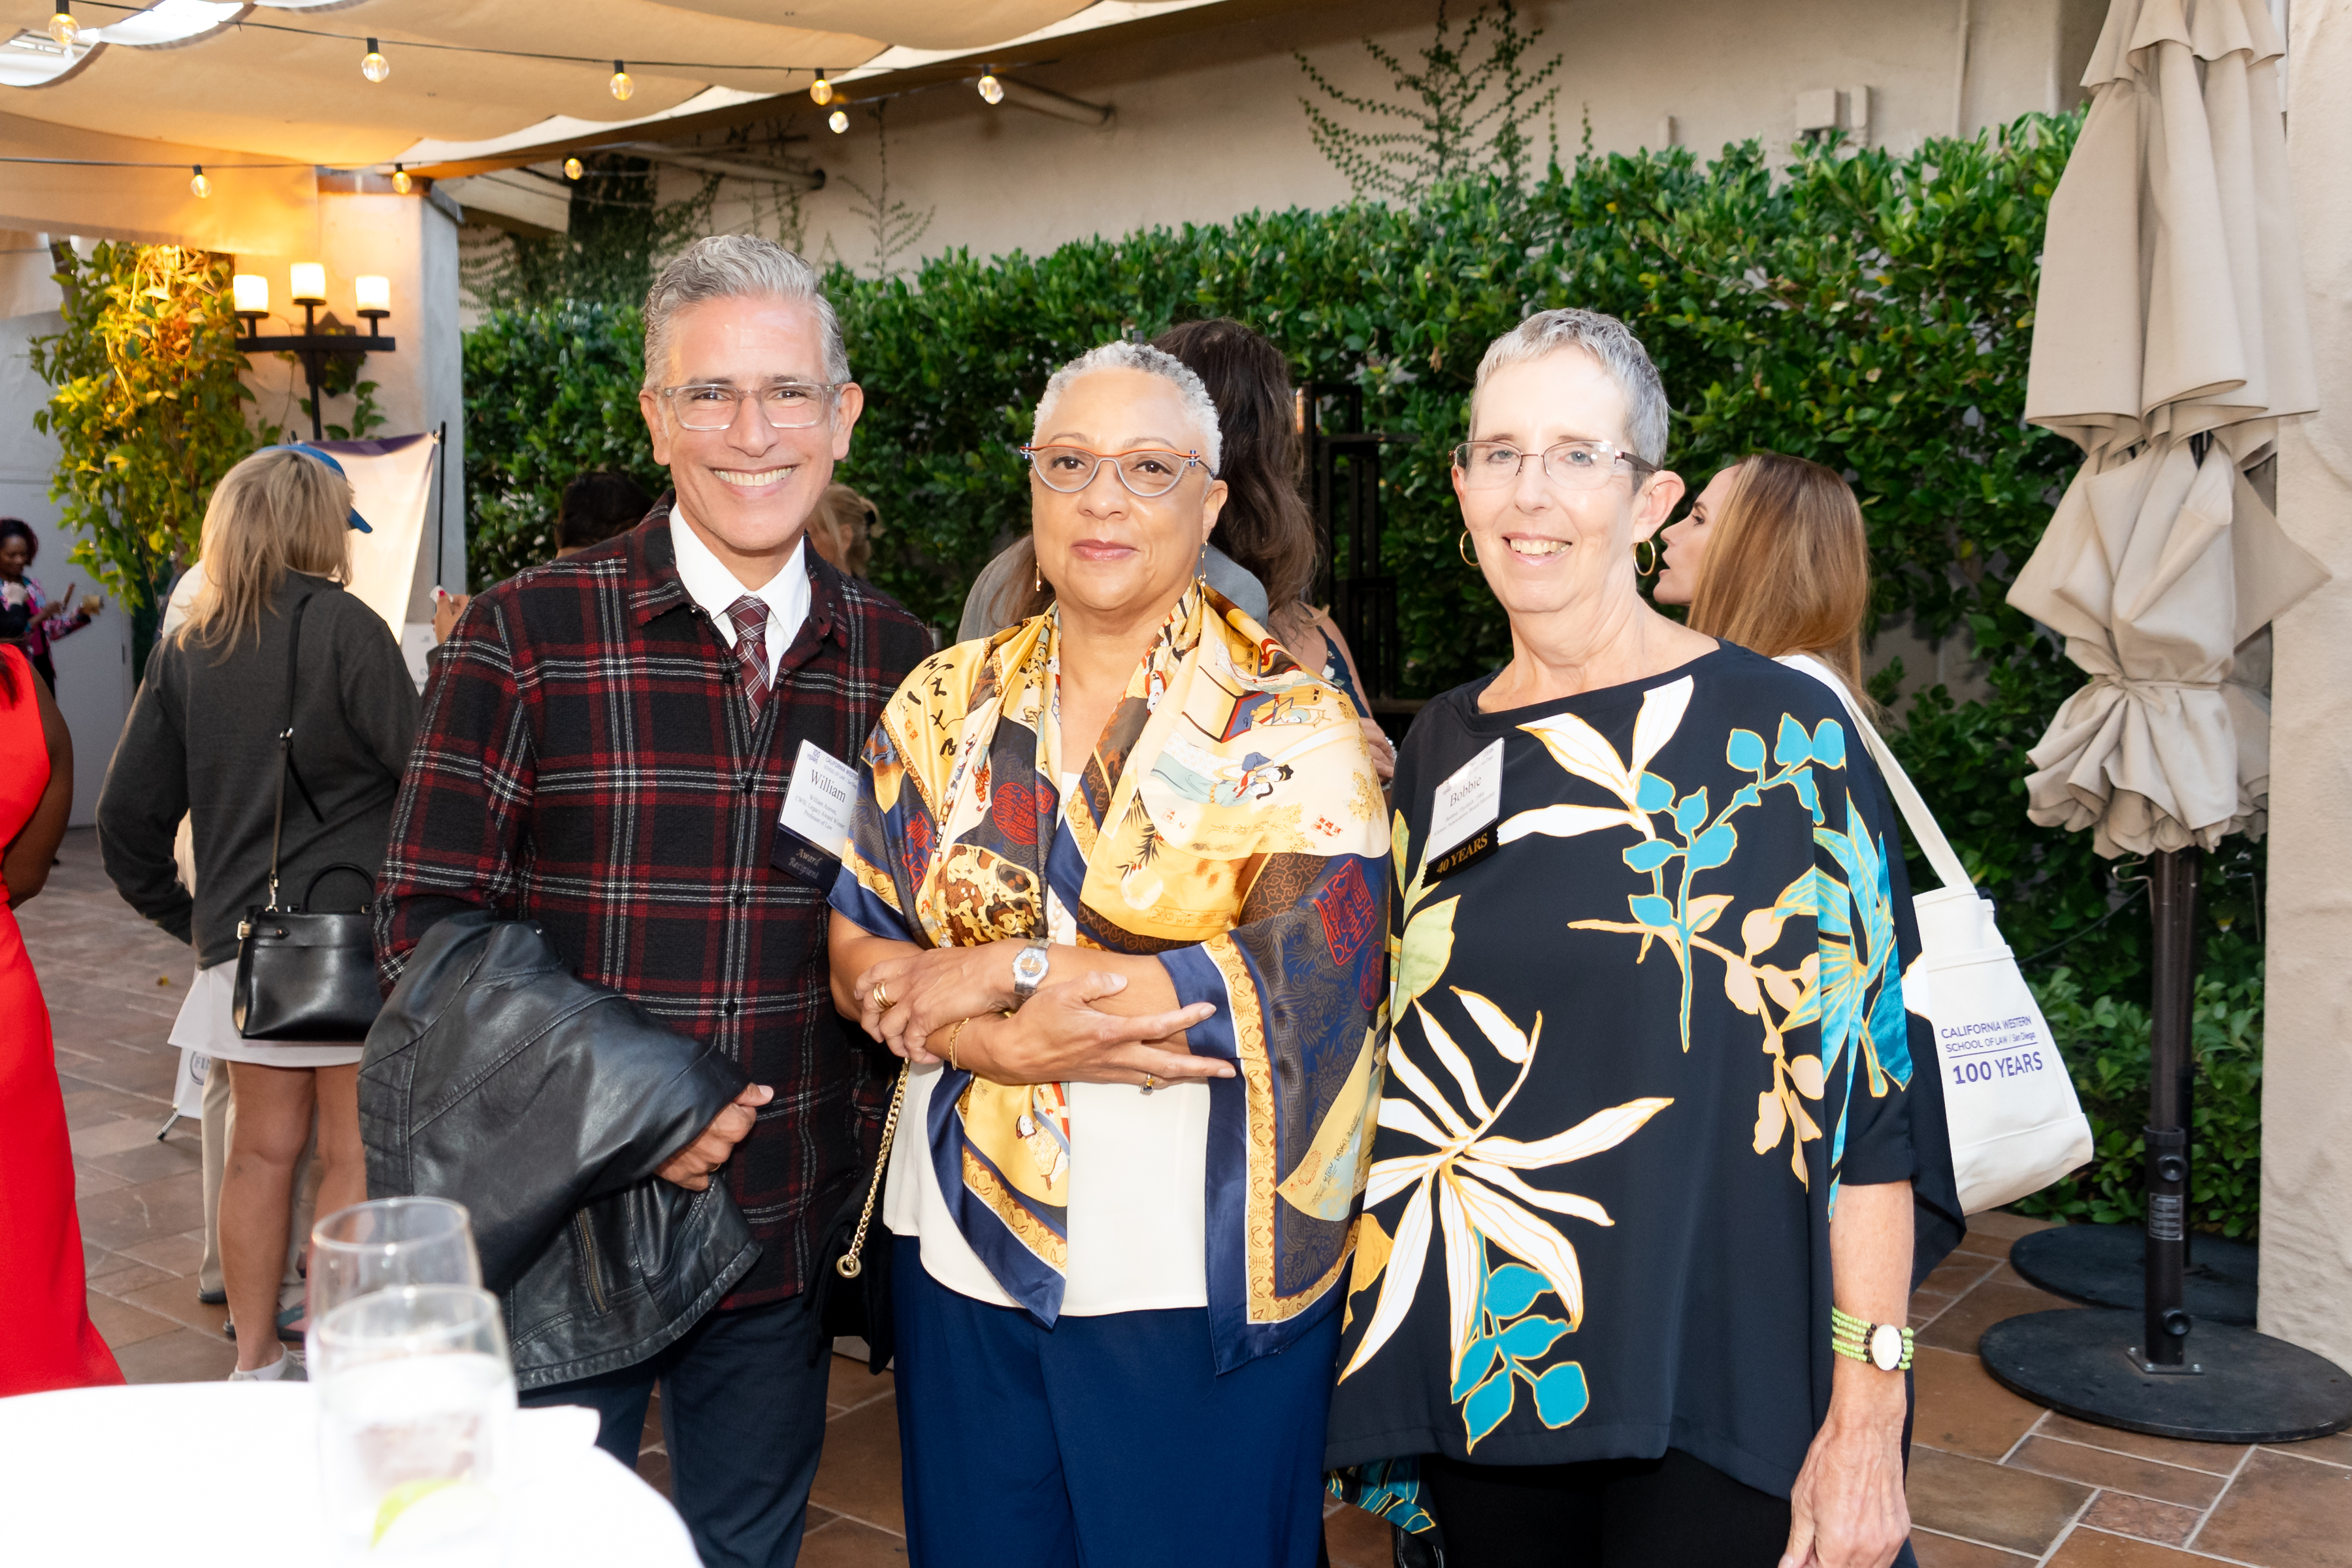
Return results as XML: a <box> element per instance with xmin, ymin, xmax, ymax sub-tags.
<box><xmin>727</xmin><ymin>595</ymin><xmax>770</xmax><ymax>716</ymax></box>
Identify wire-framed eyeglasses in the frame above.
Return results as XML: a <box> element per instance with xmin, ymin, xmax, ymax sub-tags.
<box><xmin>657</xmin><ymin>380</ymin><xmax>841</xmax><ymax>431</ymax></box>
<box><xmin>1452</xmin><ymin>438</ymin><xmax>1658</xmax><ymax>491</ymax></box>
<box><xmin>1020</xmin><ymin>444</ymin><xmax>1208</xmax><ymax>498</ymax></box>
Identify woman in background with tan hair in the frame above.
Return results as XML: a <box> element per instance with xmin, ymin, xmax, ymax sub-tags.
<box><xmin>1653</xmin><ymin>450</ymin><xmax>1881</xmax><ymax>720</ymax></box>
<box><xmin>99</xmin><ymin>446</ymin><xmax>419</xmax><ymax>1380</ymax></box>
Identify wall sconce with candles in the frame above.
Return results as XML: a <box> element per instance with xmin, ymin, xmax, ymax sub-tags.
<box><xmin>233</xmin><ymin>267</ymin><xmax>398</xmax><ymax>442</ymax></box>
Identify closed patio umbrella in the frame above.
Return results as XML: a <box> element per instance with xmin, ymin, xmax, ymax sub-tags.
<box><xmin>1981</xmin><ymin>0</ymin><xmax>2348</xmax><ymax>1444</ymax></box>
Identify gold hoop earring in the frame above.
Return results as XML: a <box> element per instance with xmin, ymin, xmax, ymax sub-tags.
<box><xmin>1459</xmin><ymin>530</ymin><xmax>1479</xmax><ymax>568</ymax></box>
<box><xmin>1034</xmin><ymin>559</ymin><xmax>1042</xmax><ymax>593</ymax></box>
<box><xmin>1635</xmin><ymin>536</ymin><xmax>1658</xmax><ymax>576</ymax></box>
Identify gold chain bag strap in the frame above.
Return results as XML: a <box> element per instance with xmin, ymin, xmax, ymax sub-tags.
<box><xmin>835</xmin><ymin>1062</ymin><xmax>909</xmax><ymax>1282</ymax></box>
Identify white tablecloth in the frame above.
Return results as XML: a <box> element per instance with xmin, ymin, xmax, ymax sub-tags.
<box><xmin>0</xmin><ymin>1382</ymin><xmax>699</xmax><ymax>1567</ymax></box>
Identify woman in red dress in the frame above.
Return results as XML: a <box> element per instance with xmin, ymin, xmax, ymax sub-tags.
<box><xmin>0</xmin><ymin>641</ymin><xmax>123</xmax><ymax>1394</ymax></box>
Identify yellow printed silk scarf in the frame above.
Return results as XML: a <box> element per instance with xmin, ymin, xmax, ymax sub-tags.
<box><xmin>830</xmin><ymin>583</ymin><xmax>1391</xmax><ymax>1368</ymax></box>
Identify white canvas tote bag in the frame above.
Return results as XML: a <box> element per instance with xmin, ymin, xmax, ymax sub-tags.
<box><xmin>1780</xmin><ymin>656</ymin><xmax>2095</xmax><ymax>1214</ymax></box>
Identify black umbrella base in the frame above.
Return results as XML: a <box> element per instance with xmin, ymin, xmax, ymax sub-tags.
<box><xmin>2010</xmin><ymin>1224</ymin><xmax>2258</xmax><ymax>1325</ymax></box>
<box><xmin>1981</xmin><ymin>1309</ymin><xmax>2352</xmax><ymax>1443</ymax></box>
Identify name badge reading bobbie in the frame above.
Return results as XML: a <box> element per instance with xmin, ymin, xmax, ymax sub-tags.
<box><xmin>1426</xmin><ymin>737</ymin><xmax>1505</xmax><ymax>879</ymax></box>
<box><xmin>770</xmin><ymin>739</ymin><xmax>860</xmax><ymax>889</ymax></box>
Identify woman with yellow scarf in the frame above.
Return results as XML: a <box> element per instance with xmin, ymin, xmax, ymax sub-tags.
<box><xmin>827</xmin><ymin>342</ymin><xmax>1388</xmax><ymax>1567</ymax></box>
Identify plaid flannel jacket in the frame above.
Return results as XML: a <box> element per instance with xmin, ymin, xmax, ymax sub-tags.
<box><xmin>376</xmin><ymin>504</ymin><xmax>931</xmax><ymax>1305</ymax></box>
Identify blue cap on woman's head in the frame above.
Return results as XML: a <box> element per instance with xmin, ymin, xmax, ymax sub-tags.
<box><xmin>253</xmin><ymin>444</ymin><xmax>372</xmax><ymax>532</ymax></box>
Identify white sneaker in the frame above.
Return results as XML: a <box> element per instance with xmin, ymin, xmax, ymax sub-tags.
<box><xmin>227</xmin><ymin>1346</ymin><xmax>306</xmax><ymax>1383</ymax></box>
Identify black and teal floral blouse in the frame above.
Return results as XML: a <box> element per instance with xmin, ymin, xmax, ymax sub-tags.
<box><xmin>1325</xmin><ymin>645</ymin><xmax>1962</xmax><ymax>1514</ymax></box>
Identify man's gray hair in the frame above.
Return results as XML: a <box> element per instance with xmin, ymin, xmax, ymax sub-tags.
<box><xmin>642</xmin><ymin>235</ymin><xmax>849</xmax><ymax>389</ymax></box>
<box><xmin>1032</xmin><ymin>342</ymin><xmax>1223</xmax><ymax>474</ymax></box>
<box><xmin>1474</xmin><ymin>308</ymin><xmax>1669</xmax><ymax>465</ymax></box>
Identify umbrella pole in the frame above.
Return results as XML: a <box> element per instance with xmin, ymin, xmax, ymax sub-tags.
<box><xmin>1981</xmin><ymin>844</ymin><xmax>2352</xmax><ymax>1442</ymax></box>
<box><xmin>2138</xmin><ymin>847</ymin><xmax>2198</xmax><ymax>1370</ymax></box>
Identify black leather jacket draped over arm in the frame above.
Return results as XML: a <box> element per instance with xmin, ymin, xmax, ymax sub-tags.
<box><xmin>360</xmin><ymin>911</ymin><xmax>760</xmax><ymax>1389</ymax></box>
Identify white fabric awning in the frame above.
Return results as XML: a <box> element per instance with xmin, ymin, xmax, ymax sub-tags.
<box><xmin>0</xmin><ymin>0</ymin><xmax>1221</xmax><ymax>245</ymax></box>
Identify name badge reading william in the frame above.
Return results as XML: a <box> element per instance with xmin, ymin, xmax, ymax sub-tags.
<box><xmin>1426</xmin><ymin>738</ymin><xmax>1504</xmax><ymax>879</ymax></box>
<box><xmin>770</xmin><ymin>739</ymin><xmax>860</xmax><ymax>889</ymax></box>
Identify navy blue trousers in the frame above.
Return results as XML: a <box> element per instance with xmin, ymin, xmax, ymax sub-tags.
<box><xmin>519</xmin><ymin>1288</ymin><xmax>831</xmax><ymax>1568</ymax></box>
<box><xmin>892</xmin><ymin>1235</ymin><xmax>1341</xmax><ymax>1568</ymax></box>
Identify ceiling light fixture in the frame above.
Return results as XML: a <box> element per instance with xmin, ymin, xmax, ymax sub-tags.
<box><xmin>977</xmin><ymin>73</ymin><xmax>1004</xmax><ymax>105</ymax></box>
<box><xmin>809</xmin><ymin>70</ymin><xmax>832</xmax><ymax>106</ymax></box>
<box><xmin>360</xmin><ymin>37</ymin><xmax>387</xmax><ymax>82</ymax></box>
<box><xmin>46</xmin><ymin>3</ymin><xmax>76</xmax><ymax>46</ymax></box>
<box><xmin>564</xmin><ymin>156</ymin><xmax>585</xmax><ymax>180</ymax></box>
<box><xmin>610</xmin><ymin>59</ymin><xmax>632</xmax><ymax>101</ymax></box>
<box><xmin>392</xmin><ymin>163</ymin><xmax>412</xmax><ymax>194</ymax></box>
<box><xmin>188</xmin><ymin>165</ymin><xmax>210</xmax><ymax>199</ymax></box>
<box><xmin>827</xmin><ymin>108</ymin><xmax>848</xmax><ymax>134</ymax></box>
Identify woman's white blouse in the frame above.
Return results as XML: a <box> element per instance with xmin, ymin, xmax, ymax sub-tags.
<box><xmin>882</xmin><ymin>774</ymin><xmax>1213</xmax><ymax>1315</ymax></box>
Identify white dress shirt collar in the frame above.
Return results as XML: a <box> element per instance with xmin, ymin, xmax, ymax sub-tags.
<box><xmin>666</xmin><ymin>506</ymin><xmax>810</xmax><ymax>683</ymax></box>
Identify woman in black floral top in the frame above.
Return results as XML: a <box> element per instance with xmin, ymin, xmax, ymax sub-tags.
<box><xmin>1324</xmin><ymin>312</ymin><xmax>1961</xmax><ymax>1568</ymax></box>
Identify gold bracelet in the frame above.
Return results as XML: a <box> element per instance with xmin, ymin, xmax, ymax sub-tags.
<box><xmin>945</xmin><ymin>1015</ymin><xmax>970</xmax><ymax>1073</ymax></box>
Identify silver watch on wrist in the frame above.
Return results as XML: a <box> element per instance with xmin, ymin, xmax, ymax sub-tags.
<box><xmin>1010</xmin><ymin>942</ymin><xmax>1052</xmax><ymax>1004</ymax></box>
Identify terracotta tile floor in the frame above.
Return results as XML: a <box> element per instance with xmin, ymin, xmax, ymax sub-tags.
<box><xmin>24</xmin><ymin>829</ymin><xmax>2350</xmax><ymax>1565</ymax></box>
<box><xmin>1906</xmin><ymin>1213</ymin><xmax>2352</xmax><ymax>1566</ymax></box>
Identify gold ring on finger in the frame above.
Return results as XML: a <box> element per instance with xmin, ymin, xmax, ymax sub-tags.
<box><xmin>872</xmin><ymin>983</ymin><xmax>892</xmax><ymax>1011</ymax></box>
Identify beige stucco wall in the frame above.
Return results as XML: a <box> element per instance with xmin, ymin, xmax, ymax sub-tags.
<box><xmin>2262</xmin><ymin>0</ymin><xmax>2352</xmax><ymax>1373</ymax></box>
<box><xmin>652</xmin><ymin>0</ymin><xmax>2100</xmax><ymax>275</ymax></box>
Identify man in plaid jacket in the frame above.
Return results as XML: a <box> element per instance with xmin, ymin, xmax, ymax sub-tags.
<box><xmin>377</xmin><ymin>236</ymin><xmax>930</xmax><ymax>1568</ymax></box>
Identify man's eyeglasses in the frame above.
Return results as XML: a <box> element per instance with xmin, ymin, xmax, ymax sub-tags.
<box><xmin>657</xmin><ymin>380</ymin><xmax>840</xmax><ymax>432</ymax></box>
<box><xmin>1021</xmin><ymin>444</ymin><xmax>1207</xmax><ymax>498</ymax></box>
<box><xmin>1452</xmin><ymin>439</ymin><xmax>1658</xmax><ymax>491</ymax></box>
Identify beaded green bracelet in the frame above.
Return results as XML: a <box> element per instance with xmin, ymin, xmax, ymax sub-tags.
<box><xmin>1829</xmin><ymin>1305</ymin><xmax>1914</xmax><ymax>1371</ymax></box>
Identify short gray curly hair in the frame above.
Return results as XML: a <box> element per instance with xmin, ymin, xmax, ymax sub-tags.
<box><xmin>642</xmin><ymin>235</ymin><xmax>849</xmax><ymax>389</ymax></box>
<box><xmin>1474</xmin><ymin>308</ymin><xmax>1669</xmax><ymax>465</ymax></box>
<box><xmin>1032</xmin><ymin>342</ymin><xmax>1223</xmax><ymax>474</ymax></box>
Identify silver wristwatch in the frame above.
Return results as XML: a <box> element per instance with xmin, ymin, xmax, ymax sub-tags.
<box><xmin>1010</xmin><ymin>941</ymin><xmax>1052</xmax><ymax>1004</ymax></box>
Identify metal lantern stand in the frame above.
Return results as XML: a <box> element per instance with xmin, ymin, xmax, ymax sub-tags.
<box><xmin>1980</xmin><ymin>847</ymin><xmax>2352</xmax><ymax>1443</ymax></box>
<box><xmin>235</xmin><ymin>292</ymin><xmax>396</xmax><ymax>442</ymax></box>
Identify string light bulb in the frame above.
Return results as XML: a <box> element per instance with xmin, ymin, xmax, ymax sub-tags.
<box><xmin>189</xmin><ymin>166</ymin><xmax>211</xmax><ymax>199</ymax></box>
<box><xmin>360</xmin><ymin>38</ymin><xmax>389</xmax><ymax>82</ymax></box>
<box><xmin>827</xmin><ymin>108</ymin><xmax>848</xmax><ymax>135</ymax></box>
<box><xmin>392</xmin><ymin>164</ymin><xmax>412</xmax><ymax>195</ymax></box>
<box><xmin>977</xmin><ymin>73</ymin><xmax>1004</xmax><ymax>105</ymax></box>
<box><xmin>809</xmin><ymin>71</ymin><xmax>832</xmax><ymax>106</ymax></box>
<box><xmin>48</xmin><ymin>4</ymin><xmax>76</xmax><ymax>46</ymax></box>
<box><xmin>564</xmin><ymin>156</ymin><xmax>585</xmax><ymax>180</ymax></box>
<box><xmin>610</xmin><ymin>61</ymin><xmax>633</xmax><ymax>101</ymax></box>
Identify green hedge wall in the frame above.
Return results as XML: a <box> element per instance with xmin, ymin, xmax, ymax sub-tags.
<box><xmin>461</xmin><ymin>119</ymin><xmax>2264</xmax><ymax>1232</ymax></box>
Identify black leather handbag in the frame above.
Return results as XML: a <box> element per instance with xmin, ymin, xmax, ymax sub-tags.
<box><xmin>231</xmin><ymin>594</ymin><xmax>384</xmax><ymax>1041</ymax></box>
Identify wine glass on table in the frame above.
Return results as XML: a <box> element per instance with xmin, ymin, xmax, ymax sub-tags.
<box><xmin>308</xmin><ymin>1198</ymin><xmax>483</xmax><ymax>1363</ymax></box>
<box><xmin>312</xmin><ymin>1284</ymin><xmax>517</xmax><ymax>1557</ymax></box>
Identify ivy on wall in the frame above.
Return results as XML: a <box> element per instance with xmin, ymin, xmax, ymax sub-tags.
<box><xmin>29</xmin><ymin>242</ymin><xmax>257</xmax><ymax>677</ymax></box>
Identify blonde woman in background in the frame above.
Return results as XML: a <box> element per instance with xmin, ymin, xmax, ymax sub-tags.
<box><xmin>98</xmin><ymin>446</ymin><xmax>418</xmax><ymax>1379</ymax></box>
<box><xmin>808</xmin><ymin>481</ymin><xmax>878</xmax><ymax>579</ymax></box>
<box><xmin>1652</xmin><ymin>450</ymin><xmax>1882</xmax><ymax>723</ymax></box>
